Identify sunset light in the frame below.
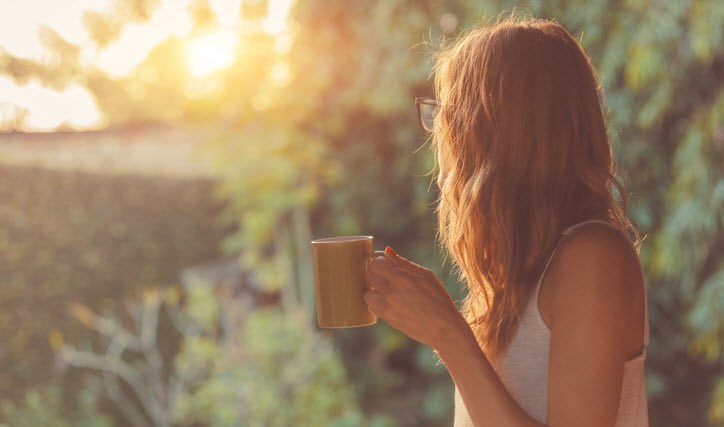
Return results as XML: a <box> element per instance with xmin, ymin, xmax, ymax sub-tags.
<box><xmin>0</xmin><ymin>0</ymin><xmax>718</xmax><ymax>425</ymax></box>
<box><xmin>0</xmin><ymin>0</ymin><xmax>296</xmax><ymax>130</ymax></box>
<box><xmin>185</xmin><ymin>28</ymin><xmax>239</xmax><ymax>78</ymax></box>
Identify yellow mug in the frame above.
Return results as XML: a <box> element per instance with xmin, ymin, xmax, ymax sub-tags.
<box><xmin>311</xmin><ymin>235</ymin><xmax>385</xmax><ymax>328</ymax></box>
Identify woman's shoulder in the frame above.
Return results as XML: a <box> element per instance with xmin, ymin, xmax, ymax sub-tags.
<box><xmin>546</xmin><ymin>221</ymin><xmax>643</xmax><ymax>315</ymax></box>
<box><xmin>542</xmin><ymin>222</ymin><xmax>648</xmax><ymax>426</ymax></box>
<box><xmin>556</xmin><ymin>220</ymin><xmax>641</xmax><ymax>272</ymax></box>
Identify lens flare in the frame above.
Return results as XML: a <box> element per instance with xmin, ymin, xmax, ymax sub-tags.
<box><xmin>185</xmin><ymin>28</ymin><xmax>239</xmax><ymax>78</ymax></box>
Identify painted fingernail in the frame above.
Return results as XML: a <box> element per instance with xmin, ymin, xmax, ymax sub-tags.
<box><xmin>385</xmin><ymin>246</ymin><xmax>398</xmax><ymax>257</ymax></box>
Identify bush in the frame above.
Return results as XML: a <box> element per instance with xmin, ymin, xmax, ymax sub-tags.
<box><xmin>0</xmin><ymin>164</ymin><xmax>231</xmax><ymax>402</ymax></box>
<box><xmin>0</xmin><ymin>383</ymin><xmax>114</xmax><ymax>427</ymax></box>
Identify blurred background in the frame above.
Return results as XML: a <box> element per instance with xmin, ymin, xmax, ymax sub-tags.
<box><xmin>0</xmin><ymin>0</ymin><xmax>722</xmax><ymax>426</ymax></box>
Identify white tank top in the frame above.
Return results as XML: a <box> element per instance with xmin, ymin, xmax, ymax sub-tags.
<box><xmin>454</xmin><ymin>219</ymin><xmax>650</xmax><ymax>426</ymax></box>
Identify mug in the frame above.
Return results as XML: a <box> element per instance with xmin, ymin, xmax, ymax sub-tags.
<box><xmin>311</xmin><ymin>235</ymin><xmax>385</xmax><ymax>328</ymax></box>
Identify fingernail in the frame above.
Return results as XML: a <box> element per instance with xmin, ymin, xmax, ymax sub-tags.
<box><xmin>385</xmin><ymin>246</ymin><xmax>398</xmax><ymax>257</ymax></box>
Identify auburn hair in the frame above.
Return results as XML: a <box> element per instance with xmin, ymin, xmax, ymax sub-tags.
<box><xmin>429</xmin><ymin>13</ymin><xmax>643</xmax><ymax>361</ymax></box>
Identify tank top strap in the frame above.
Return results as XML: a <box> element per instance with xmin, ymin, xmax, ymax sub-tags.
<box><xmin>536</xmin><ymin>220</ymin><xmax>612</xmax><ymax>288</ymax></box>
<box><xmin>537</xmin><ymin>219</ymin><xmax>649</xmax><ymax>349</ymax></box>
<box><xmin>561</xmin><ymin>219</ymin><xmax>620</xmax><ymax>235</ymax></box>
<box><xmin>536</xmin><ymin>238</ymin><xmax>563</xmax><ymax>289</ymax></box>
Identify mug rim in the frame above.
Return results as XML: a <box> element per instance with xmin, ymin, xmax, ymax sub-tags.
<box><xmin>311</xmin><ymin>235</ymin><xmax>373</xmax><ymax>244</ymax></box>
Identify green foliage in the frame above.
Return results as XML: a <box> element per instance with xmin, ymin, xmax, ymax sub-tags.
<box><xmin>0</xmin><ymin>384</ymin><xmax>114</xmax><ymax>427</ymax></box>
<box><xmin>58</xmin><ymin>279</ymin><xmax>390</xmax><ymax>427</ymax></box>
<box><xmin>0</xmin><ymin>164</ymin><xmax>229</xmax><ymax>403</ymax></box>
<box><xmin>711</xmin><ymin>377</ymin><xmax>724</xmax><ymax>425</ymax></box>
<box><xmin>174</xmin><ymin>305</ymin><xmax>392</xmax><ymax>427</ymax></box>
<box><xmin>201</xmin><ymin>4</ymin><xmax>463</xmax><ymax>424</ymax></box>
<box><xmin>687</xmin><ymin>266</ymin><xmax>724</xmax><ymax>360</ymax></box>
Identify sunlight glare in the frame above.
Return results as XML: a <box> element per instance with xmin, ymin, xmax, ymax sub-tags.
<box><xmin>0</xmin><ymin>76</ymin><xmax>103</xmax><ymax>131</ymax></box>
<box><xmin>262</xmin><ymin>0</ymin><xmax>293</xmax><ymax>35</ymax></box>
<box><xmin>186</xmin><ymin>28</ymin><xmax>239</xmax><ymax>78</ymax></box>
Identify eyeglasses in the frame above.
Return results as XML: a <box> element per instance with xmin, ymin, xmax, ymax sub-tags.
<box><xmin>415</xmin><ymin>97</ymin><xmax>439</xmax><ymax>133</ymax></box>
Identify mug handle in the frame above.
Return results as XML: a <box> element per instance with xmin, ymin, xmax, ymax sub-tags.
<box><xmin>365</xmin><ymin>250</ymin><xmax>387</xmax><ymax>271</ymax></box>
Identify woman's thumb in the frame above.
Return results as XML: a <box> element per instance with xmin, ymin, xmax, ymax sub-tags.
<box><xmin>385</xmin><ymin>246</ymin><xmax>424</xmax><ymax>270</ymax></box>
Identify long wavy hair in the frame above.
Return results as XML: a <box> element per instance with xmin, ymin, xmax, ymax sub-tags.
<box><xmin>430</xmin><ymin>13</ymin><xmax>643</xmax><ymax>361</ymax></box>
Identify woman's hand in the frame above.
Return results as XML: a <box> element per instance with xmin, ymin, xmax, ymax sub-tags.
<box><xmin>364</xmin><ymin>247</ymin><xmax>467</xmax><ymax>350</ymax></box>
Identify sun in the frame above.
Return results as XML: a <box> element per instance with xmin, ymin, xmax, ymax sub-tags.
<box><xmin>185</xmin><ymin>28</ymin><xmax>239</xmax><ymax>78</ymax></box>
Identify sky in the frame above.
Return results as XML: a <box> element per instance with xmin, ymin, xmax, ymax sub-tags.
<box><xmin>0</xmin><ymin>0</ymin><xmax>291</xmax><ymax>132</ymax></box>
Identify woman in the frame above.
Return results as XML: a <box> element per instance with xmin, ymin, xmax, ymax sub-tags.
<box><xmin>365</xmin><ymin>13</ymin><xmax>649</xmax><ymax>427</ymax></box>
